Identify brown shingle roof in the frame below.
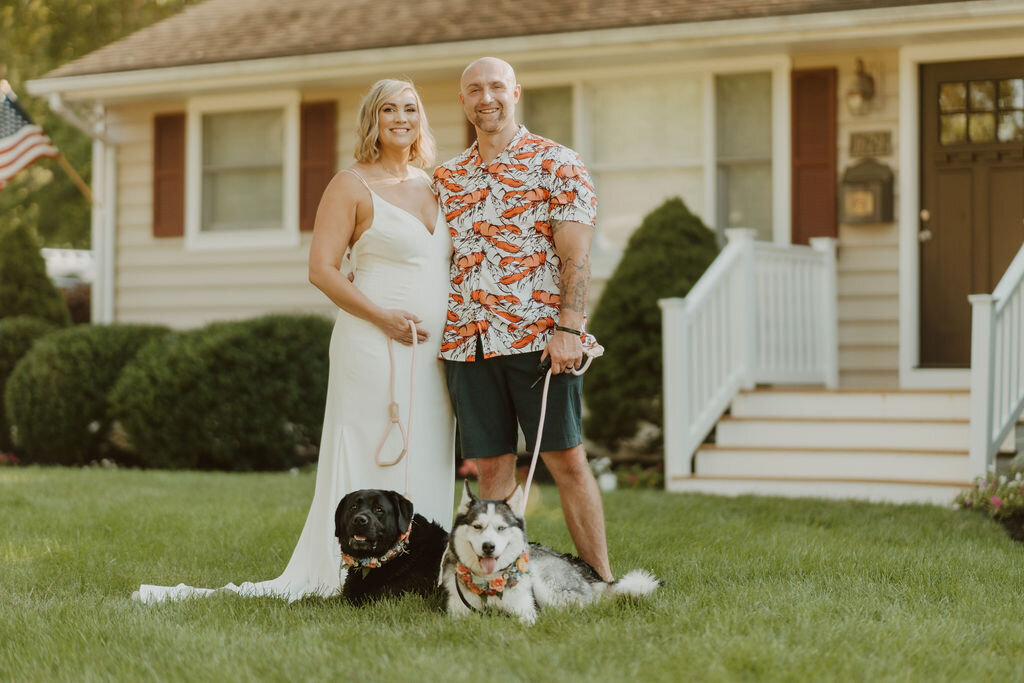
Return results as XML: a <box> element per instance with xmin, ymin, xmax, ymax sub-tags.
<box><xmin>44</xmin><ymin>0</ymin><xmax>977</xmax><ymax>79</ymax></box>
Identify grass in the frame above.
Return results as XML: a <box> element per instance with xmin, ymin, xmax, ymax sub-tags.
<box><xmin>2</xmin><ymin>466</ymin><xmax>1024</xmax><ymax>682</ymax></box>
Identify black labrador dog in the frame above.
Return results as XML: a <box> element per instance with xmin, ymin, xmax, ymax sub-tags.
<box><xmin>334</xmin><ymin>489</ymin><xmax>447</xmax><ymax>606</ymax></box>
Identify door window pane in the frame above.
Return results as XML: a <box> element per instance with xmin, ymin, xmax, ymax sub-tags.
<box><xmin>939</xmin><ymin>82</ymin><xmax>966</xmax><ymax>112</ymax></box>
<box><xmin>969</xmin><ymin>81</ymin><xmax>996</xmax><ymax>111</ymax></box>
<box><xmin>940</xmin><ymin>113</ymin><xmax>967</xmax><ymax>145</ymax></box>
<box><xmin>998</xmin><ymin>111</ymin><xmax>1024</xmax><ymax>142</ymax></box>
<box><xmin>520</xmin><ymin>87</ymin><xmax>573</xmax><ymax>147</ymax></box>
<box><xmin>969</xmin><ymin>113</ymin><xmax>996</xmax><ymax>142</ymax></box>
<box><xmin>998</xmin><ymin>79</ymin><xmax>1024</xmax><ymax>109</ymax></box>
<box><xmin>201</xmin><ymin>109</ymin><xmax>284</xmax><ymax>232</ymax></box>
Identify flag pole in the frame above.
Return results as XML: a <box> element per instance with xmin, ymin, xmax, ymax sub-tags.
<box><xmin>55</xmin><ymin>153</ymin><xmax>93</xmax><ymax>205</ymax></box>
<box><xmin>1</xmin><ymin>79</ymin><xmax>93</xmax><ymax>205</ymax></box>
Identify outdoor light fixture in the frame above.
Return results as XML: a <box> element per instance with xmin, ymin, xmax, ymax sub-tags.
<box><xmin>846</xmin><ymin>58</ymin><xmax>876</xmax><ymax>116</ymax></box>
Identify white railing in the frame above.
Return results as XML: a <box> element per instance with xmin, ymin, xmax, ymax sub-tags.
<box><xmin>969</xmin><ymin>244</ymin><xmax>1024</xmax><ymax>478</ymax></box>
<box><xmin>659</xmin><ymin>228</ymin><xmax>838</xmax><ymax>479</ymax></box>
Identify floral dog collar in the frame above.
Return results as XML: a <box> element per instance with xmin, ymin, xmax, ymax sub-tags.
<box><xmin>456</xmin><ymin>549</ymin><xmax>530</xmax><ymax>598</ymax></box>
<box><xmin>340</xmin><ymin>520</ymin><xmax>412</xmax><ymax>577</ymax></box>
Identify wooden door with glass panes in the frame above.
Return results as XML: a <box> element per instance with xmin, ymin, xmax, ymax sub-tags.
<box><xmin>920</xmin><ymin>58</ymin><xmax>1024</xmax><ymax>367</ymax></box>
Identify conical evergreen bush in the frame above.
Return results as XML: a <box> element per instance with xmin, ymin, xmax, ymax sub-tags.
<box><xmin>0</xmin><ymin>224</ymin><xmax>71</xmax><ymax>327</ymax></box>
<box><xmin>584</xmin><ymin>197</ymin><xmax>718</xmax><ymax>453</ymax></box>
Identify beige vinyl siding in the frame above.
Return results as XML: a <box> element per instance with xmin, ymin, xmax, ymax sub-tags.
<box><xmin>110</xmin><ymin>80</ymin><xmax>468</xmax><ymax>329</ymax></box>
<box><xmin>794</xmin><ymin>50</ymin><xmax>900</xmax><ymax>388</ymax></box>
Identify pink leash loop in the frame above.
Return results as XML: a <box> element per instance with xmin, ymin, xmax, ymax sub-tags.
<box><xmin>522</xmin><ymin>353</ymin><xmax>596</xmax><ymax>505</ymax></box>
<box><xmin>373</xmin><ymin>318</ymin><xmax>417</xmax><ymax>498</ymax></box>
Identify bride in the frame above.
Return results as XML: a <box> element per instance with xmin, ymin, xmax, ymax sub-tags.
<box><xmin>134</xmin><ymin>79</ymin><xmax>455</xmax><ymax>603</ymax></box>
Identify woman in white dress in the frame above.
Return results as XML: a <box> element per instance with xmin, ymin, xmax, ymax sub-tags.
<box><xmin>134</xmin><ymin>79</ymin><xmax>455</xmax><ymax>603</ymax></box>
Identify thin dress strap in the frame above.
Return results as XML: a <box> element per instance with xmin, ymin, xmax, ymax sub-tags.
<box><xmin>339</xmin><ymin>168</ymin><xmax>373</xmax><ymax>192</ymax></box>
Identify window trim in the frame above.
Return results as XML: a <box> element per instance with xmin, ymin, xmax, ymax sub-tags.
<box><xmin>184</xmin><ymin>90</ymin><xmax>300</xmax><ymax>251</ymax></box>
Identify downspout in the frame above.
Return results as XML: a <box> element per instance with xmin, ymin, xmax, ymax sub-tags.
<box><xmin>48</xmin><ymin>95</ymin><xmax>117</xmax><ymax>323</ymax></box>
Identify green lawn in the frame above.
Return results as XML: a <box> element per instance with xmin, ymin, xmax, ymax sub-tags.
<box><xmin>2</xmin><ymin>467</ymin><xmax>1023</xmax><ymax>682</ymax></box>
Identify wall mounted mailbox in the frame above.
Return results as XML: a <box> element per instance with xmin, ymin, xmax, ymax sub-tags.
<box><xmin>839</xmin><ymin>159</ymin><xmax>894</xmax><ymax>223</ymax></box>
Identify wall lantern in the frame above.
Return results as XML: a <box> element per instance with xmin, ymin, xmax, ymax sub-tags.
<box><xmin>846</xmin><ymin>58</ymin><xmax>876</xmax><ymax>116</ymax></box>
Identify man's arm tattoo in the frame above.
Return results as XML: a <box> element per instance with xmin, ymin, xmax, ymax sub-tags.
<box><xmin>560</xmin><ymin>253</ymin><xmax>591</xmax><ymax>314</ymax></box>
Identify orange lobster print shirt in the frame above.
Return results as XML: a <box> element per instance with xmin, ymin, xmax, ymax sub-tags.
<box><xmin>434</xmin><ymin>126</ymin><xmax>598</xmax><ymax>362</ymax></box>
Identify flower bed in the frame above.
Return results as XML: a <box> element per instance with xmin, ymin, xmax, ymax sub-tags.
<box><xmin>955</xmin><ymin>469</ymin><xmax>1024</xmax><ymax>542</ymax></box>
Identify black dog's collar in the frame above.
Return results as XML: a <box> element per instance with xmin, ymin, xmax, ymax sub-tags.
<box><xmin>340</xmin><ymin>520</ymin><xmax>412</xmax><ymax>575</ymax></box>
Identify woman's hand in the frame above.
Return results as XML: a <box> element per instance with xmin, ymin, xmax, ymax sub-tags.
<box><xmin>376</xmin><ymin>309</ymin><xmax>428</xmax><ymax>345</ymax></box>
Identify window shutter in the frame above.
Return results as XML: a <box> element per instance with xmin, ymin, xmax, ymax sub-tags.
<box><xmin>300</xmin><ymin>101</ymin><xmax>337</xmax><ymax>232</ymax></box>
<box><xmin>153</xmin><ymin>113</ymin><xmax>185</xmax><ymax>238</ymax></box>
<box><xmin>791</xmin><ymin>69</ymin><xmax>837</xmax><ymax>245</ymax></box>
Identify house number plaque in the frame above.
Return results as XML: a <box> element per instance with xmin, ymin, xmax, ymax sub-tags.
<box><xmin>849</xmin><ymin>131</ymin><xmax>892</xmax><ymax>157</ymax></box>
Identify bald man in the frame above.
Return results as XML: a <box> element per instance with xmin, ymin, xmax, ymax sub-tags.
<box><xmin>433</xmin><ymin>57</ymin><xmax>612</xmax><ymax>581</ymax></box>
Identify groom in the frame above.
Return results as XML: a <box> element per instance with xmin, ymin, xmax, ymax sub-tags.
<box><xmin>434</xmin><ymin>57</ymin><xmax>612</xmax><ymax>582</ymax></box>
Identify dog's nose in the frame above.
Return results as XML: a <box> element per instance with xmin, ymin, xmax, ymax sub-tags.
<box><xmin>482</xmin><ymin>541</ymin><xmax>495</xmax><ymax>556</ymax></box>
<box><xmin>353</xmin><ymin>513</ymin><xmax>370</xmax><ymax>528</ymax></box>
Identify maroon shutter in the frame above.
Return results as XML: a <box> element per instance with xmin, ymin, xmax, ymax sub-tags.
<box><xmin>153</xmin><ymin>113</ymin><xmax>185</xmax><ymax>238</ymax></box>
<box><xmin>791</xmin><ymin>69</ymin><xmax>837</xmax><ymax>245</ymax></box>
<box><xmin>300</xmin><ymin>101</ymin><xmax>337</xmax><ymax>232</ymax></box>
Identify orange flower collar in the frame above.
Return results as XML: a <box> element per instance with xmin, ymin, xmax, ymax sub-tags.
<box><xmin>456</xmin><ymin>549</ymin><xmax>530</xmax><ymax>598</ymax></box>
<box><xmin>340</xmin><ymin>520</ymin><xmax>413</xmax><ymax>576</ymax></box>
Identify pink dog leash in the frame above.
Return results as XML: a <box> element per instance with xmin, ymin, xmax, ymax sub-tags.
<box><xmin>373</xmin><ymin>319</ymin><xmax>418</xmax><ymax>498</ymax></box>
<box><xmin>522</xmin><ymin>331</ymin><xmax>604</xmax><ymax>505</ymax></box>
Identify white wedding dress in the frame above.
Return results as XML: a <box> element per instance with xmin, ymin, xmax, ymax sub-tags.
<box><xmin>134</xmin><ymin>172</ymin><xmax>456</xmax><ymax>603</ymax></box>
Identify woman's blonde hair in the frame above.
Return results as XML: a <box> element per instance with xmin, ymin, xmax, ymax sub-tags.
<box><xmin>354</xmin><ymin>79</ymin><xmax>436</xmax><ymax>168</ymax></box>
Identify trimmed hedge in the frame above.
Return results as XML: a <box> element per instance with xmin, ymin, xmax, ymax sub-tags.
<box><xmin>0</xmin><ymin>224</ymin><xmax>71</xmax><ymax>327</ymax></box>
<box><xmin>583</xmin><ymin>197</ymin><xmax>719</xmax><ymax>452</ymax></box>
<box><xmin>109</xmin><ymin>314</ymin><xmax>332</xmax><ymax>471</ymax></box>
<box><xmin>5</xmin><ymin>323</ymin><xmax>171</xmax><ymax>465</ymax></box>
<box><xmin>0</xmin><ymin>316</ymin><xmax>58</xmax><ymax>452</ymax></box>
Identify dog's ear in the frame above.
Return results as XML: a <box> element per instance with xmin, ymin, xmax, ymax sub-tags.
<box><xmin>505</xmin><ymin>485</ymin><xmax>526</xmax><ymax>517</ymax></box>
<box><xmin>457</xmin><ymin>479</ymin><xmax>475</xmax><ymax>514</ymax></box>
<box><xmin>389</xmin><ymin>490</ymin><xmax>414</xmax><ymax>531</ymax></box>
<box><xmin>334</xmin><ymin>492</ymin><xmax>352</xmax><ymax>540</ymax></box>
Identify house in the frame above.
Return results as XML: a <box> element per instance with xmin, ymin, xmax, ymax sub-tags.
<box><xmin>27</xmin><ymin>0</ymin><xmax>1024</xmax><ymax>503</ymax></box>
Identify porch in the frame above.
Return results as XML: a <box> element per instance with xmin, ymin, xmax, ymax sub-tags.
<box><xmin>660</xmin><ymin>229</ymin><xmax>1024</xmax><ymax>504</ymax></box>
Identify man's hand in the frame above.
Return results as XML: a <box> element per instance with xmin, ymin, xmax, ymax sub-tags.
<box><xmin>541</xmin><ymin>329</ymin><xmax>582</xmax><ymax>375</ymax></box>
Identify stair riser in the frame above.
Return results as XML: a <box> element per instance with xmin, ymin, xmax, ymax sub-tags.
<box><xmin>716</xmin><ymin>420</ymin><xmax>969</xmax><ymax>450</ymax></box>
<box><xmin>695</xmin><ymin>450</ymin><xmax>969</xmax><ymax>483</ymax></box>
<box><xmin>731</xmin><ymin>392</ymin><xmax>969</xmax><ymax>420</ymax></box>
<box><xmin>667</xmin><ymin>478</ymin><xmax>963</xmax><ymax>505</ymax></box>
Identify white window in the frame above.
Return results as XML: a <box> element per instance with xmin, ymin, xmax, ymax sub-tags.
<box><xmin>716</xmin><ymin>72</ymin><xmax>773</xmax><ymax>241</ymax></box>
<box><xmin>185</xmin><ymin>91</ymin><xmax>300</xmax><ymax>250</ymax></box>
<box><xmin>520</xmin><ymin>86</ymin><xmax>574</xmax><ymax>147</ymax></box>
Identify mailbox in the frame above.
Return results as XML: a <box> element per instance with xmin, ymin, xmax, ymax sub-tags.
<box><xmin>839</xmin><ymin>159</ymin><xmax>894</xmax><ymax>224</ymax></box>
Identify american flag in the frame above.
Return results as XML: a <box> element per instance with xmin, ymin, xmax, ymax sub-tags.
<box><xmin>1</xmin><ymin>81</ymin><xmax>59</xmax><ymax>190</ymax></box>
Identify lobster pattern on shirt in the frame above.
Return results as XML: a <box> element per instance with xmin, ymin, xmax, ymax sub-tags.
<box><xmin>434</xmin><ymin>126</ymin><xmax>597</xmax><ymax>362</ymax></box>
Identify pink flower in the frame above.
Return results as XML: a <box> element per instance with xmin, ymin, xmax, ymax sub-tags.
<box><xmin>991</xmin><ymin>496</ymin><xmax>1003</xmax><ymax>509</ymax></box>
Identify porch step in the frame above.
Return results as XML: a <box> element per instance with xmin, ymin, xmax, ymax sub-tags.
<box><xmin>716</xmin><ymin>416</ymin><xmax>969</xmax><ymax>451</ymax></box>
<box><xmin>667</xmin><ymin>474</ymin><xmax>967</xmax><ymax>506</ymax></box>
<box><xmin>695</xmin><ymin>445</ymin><xmax>969</xmax><ymax>483</ymax></box>
<box><xmin>731</xmin><ymin>388</ymin><xmax>969</xmax><ymax>420</ymax></box>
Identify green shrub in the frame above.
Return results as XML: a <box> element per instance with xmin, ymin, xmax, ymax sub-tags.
<box><xmin>5</xmin><ymin>323</ymin><xmax>171</xmax><ymax>464</ymax></box>
<box><xmin>0</xmin><ymin>316</ymin><xmax>58</xmax><ymax>452</ymax></box>
<box><xmin>110</xmin><ymin>314</ymin><xmax>332</xmax><ymax>471</ymax></box>
<box><xmin>583</xmin><ymin>197</ymin><xmax>718</xmax><ymax>452</ymax></box>
<box><xmin>0</xmin><ymin>224</ymin><xmax>71</xmax><ymax>327</ymax></box>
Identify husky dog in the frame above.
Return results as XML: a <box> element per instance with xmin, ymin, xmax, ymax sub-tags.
<box><xmin>439</xmin><ymin>481</ymin><xmax>661</xmax><ymax>625</ymax></box>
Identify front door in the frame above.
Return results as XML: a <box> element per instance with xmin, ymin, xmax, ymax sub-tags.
<box><xmin>920</xmin><ymin>58</ymin><xmax>1024</xmax><ymax>367</ymax></box>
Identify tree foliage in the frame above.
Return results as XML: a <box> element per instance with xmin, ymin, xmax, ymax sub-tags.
<box><xmin>0</xmin><ymin>0</ymin><xmax>200</xmax><ymax>247</ymax></box>
<box><xmin>0</xmin><ymin>223</ymin><xmax>70</xmax><ymax>326</ymax></box>
<box><xmin>583</xmin><ymin>197</ymin><xmax>719</xmax><ymax>453</ymax></box>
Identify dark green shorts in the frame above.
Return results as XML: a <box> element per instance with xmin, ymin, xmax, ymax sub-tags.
<box><xmin>444</xmin><ymin>337</ymin><xmax>583</xmax><ymax>460</ymax></box>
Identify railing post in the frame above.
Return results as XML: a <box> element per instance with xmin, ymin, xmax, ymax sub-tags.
<box><xmin>969</xmin><ymin>294</ymin><xmax>997</xmax><ymax>479</ymax></box>
<box><xmin>810</xmin><ymin>237</ymin><xmax>839</xmax><ymax>389</ymax></box>
<box><xmin>725</xmin><ymin>228</ymin><xmax>757</xmax><ymax>389</ymax></box>
<box><xmin>659</xmin><ymin>297</ymin><xmax>690</xmax><ymax>481</ymax></box>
